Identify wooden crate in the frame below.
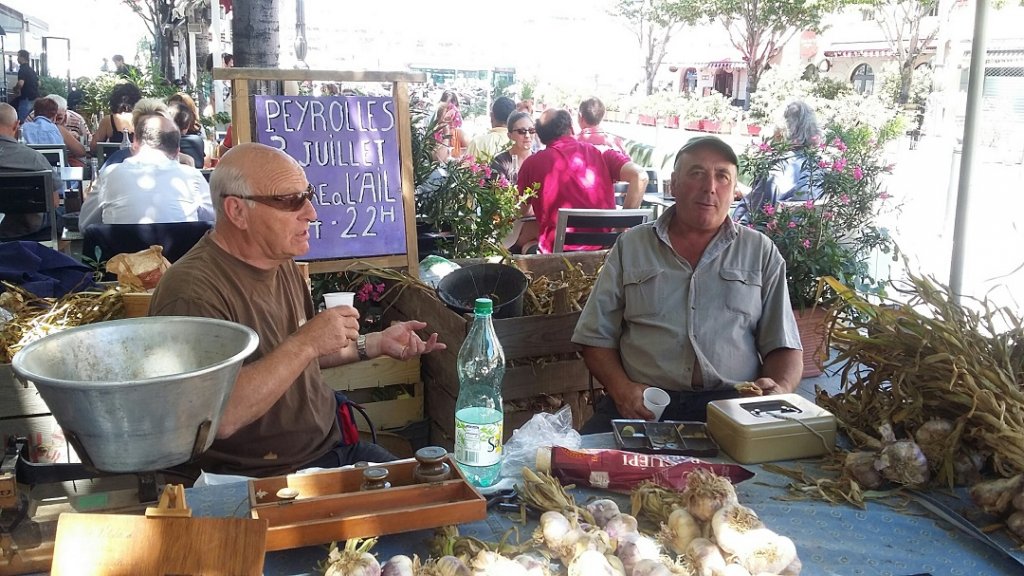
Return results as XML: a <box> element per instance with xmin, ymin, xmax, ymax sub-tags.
<box><xmin>249</xmin><ymin>455</ymin><xmax>485</xmax><ymax>551</ymax></box>
<box><xmin>321</xmin><ymin>356</ymin><xmax>423</xmax><ymax>431</ymax></box>
<box><xmin>0</xmin><ymin>363</ymin><xmax>81</xmax><ymax>464</ymax></box>
<box><xmin>384</xmin><ymin>251</ymin><xmax>607</xmax><ymax>446</ymax></box>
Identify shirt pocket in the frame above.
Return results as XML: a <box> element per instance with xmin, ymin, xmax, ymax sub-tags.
<box><xmin>719</xmin><ymin>268</ymin><xmax>763</xmax><ymax>319</ymax></box>
<box><xmin>623</xmin><ymin>268</ymin><xmax>662</xmax><ymax>318</ymax></box>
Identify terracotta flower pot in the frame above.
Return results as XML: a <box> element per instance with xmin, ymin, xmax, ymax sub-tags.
<box><xmin>638</xmin><ymin>114</ymin><xmax>657</xmax><ymax>126</ymax></box>
<box><xmin>685</xmin><ymin>120</ymin><xmax>702</xmax><ymax>131</ymax></box>
<box><xmin>663</xmin><ymin>115</ymin><xmax>680</xmax><ymax>129</ymax></box>
<box><xmin>747</xmin><ymin>124</ymin><xmax>761</xmax><ymax>136</ymax></box>
<box><xmin>793</xmin><ymin>306</ymin><xmax>829</xmax><ymax>378</ymax></box>
<box><xmin>702</xmin><ymin>120</ymin><xmax>720</xmax><ymax>133</ymax></box>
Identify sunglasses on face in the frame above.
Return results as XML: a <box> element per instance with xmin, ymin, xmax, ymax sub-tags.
<box><xmin>511</xmin><ymin>128</ymin><xmax>536</xmax><ymax>135</ymax></box>
<box><xmin>224</xmin><ymin>185</ymin><xmax>315</xmax><ymax>212</ymax></box>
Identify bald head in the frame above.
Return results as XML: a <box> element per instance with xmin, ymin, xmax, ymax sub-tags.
<box><xmin>536</xmin><ymin>108</ymin><xmax>573</xmax><ymax>145</ymax></box>
<box><xmin>210</xmin><ymin>143</ymin><xmax>307</xmax><ymax>218</ymax></box>
<box><xmin>0</xmin><ymin>103</ymin><xmax>18</xmax><ymax>137</ymax></box>
<box><xmin>136</xmin><ymin>115</ymin><xmax>180</xmax><ymax>157</ymax></box>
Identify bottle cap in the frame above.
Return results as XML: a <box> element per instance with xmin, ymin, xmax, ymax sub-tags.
<box><xmin>474</xmin><ymin>298</ymin><xmax>493</xmax><ymax>315</ymax></box>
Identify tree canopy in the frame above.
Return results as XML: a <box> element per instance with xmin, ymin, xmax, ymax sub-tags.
<box><xmin>610</xmin><ymin>0</ymin><xmax>703</xmax><ymax>96</ymax></box>
<box><xmin>697</xmin><ymin>0</ymin><xmax>848</xmax><ymax>98</ymax></box>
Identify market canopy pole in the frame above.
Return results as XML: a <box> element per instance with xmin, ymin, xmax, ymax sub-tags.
<box><xmin>949</xmin><ymin>0</ymin><xmax>989</xmax><ymax>302</ymax></box>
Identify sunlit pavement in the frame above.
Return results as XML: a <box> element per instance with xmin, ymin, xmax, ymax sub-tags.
<box><xmin>604</xmin><ymin>122</ymin><xmax>1024</xmax><ymax>314</ymax></box>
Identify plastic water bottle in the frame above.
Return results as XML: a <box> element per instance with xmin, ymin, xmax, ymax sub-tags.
<box><xmin>119</xmin><ymin>129</ymin><xmax>131</xmax><ymax>150</ymax></box>
<box><xmin>454</xmin><ymin>297</ymin><xmax>505</xmax><ymax>487</ymax></box>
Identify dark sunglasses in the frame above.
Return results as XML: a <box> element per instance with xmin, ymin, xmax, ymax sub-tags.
<box><xmin>224</xmin><ymin>185</ymin><xmax>315</xmax><ymax>212</ymax></box>
<box><xmin>511</xmin><ymin>128</ymin><xmax>536</xmax><ymax>135</ymax></box>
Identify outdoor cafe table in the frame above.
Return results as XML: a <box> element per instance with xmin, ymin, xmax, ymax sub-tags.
<box><xmin>184</xmin><ymin>434</ymin><xmax>1024</xmax><ymax>576</ymax></box>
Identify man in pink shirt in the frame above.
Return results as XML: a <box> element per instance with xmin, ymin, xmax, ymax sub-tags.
<box><xmin>576</xmin><ymin>97</ymin><xmax>628</xmax><ymax>155</ymax></box>
<box><xmin>517</xmin><ymin>109</ymin><xmax>647</xmax><ymax>253</ymax></box>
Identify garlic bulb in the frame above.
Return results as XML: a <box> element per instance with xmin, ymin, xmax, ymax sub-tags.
<box><xmin>711</xmin><ymin>503</ymin><xmax>766</xmax><ymax>558</ymax></box>
<box><xmin>683</xmin><ymin>469</ymin><xmax>739</xmax><ymax>523</ymax></box>
<box><xmin>470</xmin><ymin>550</ymin><xmax>527</xmax><ymax>576</ymax></box>
<box><xmin>952</xmin><ymin>450</ymin><xmax>986</xmax><ymax>486</ymax></box>
<box><xmin>323</xmin><ymin>539</ymin><xmax>381</xmax><ymax>576</ymax></box>
<box><xmin>721</xmin><ymin>564</ymin><xmax>752</xmax><ymax>576</ymax></box>
<box><xmin>381</xmin><ymin>555</ymin><xmax>413</xmax><ymax>576</ymax></box>
<box><xmin>913</xmin><ymin>418</ymin><xmax>954</xmax><ymax>466</ymax></box>
<box><xmin>566</xmin><ymin>550</ymin><xmax>621</xmax><ymax>576</ymax></box>
<box><xmin>537</xmin><ymin>511</ymin><xmax>573</xmax><ymax>550</ymax></box>
<box><xmin>843</xmin><ymin>451</ymin><xmax>883</xmax><ymax>489</ymax></box>
<box><xmin>586</xmin><ymin>499</ymin><xmax>621</xmax><ymax>528</ymax></box>
<box><xmin>874</xmin><ymin>439</ymin><xmax>930</xmax><ymax>486</ymax></box>
<box><xmin>602</xmin><ymin>513</ymin><xmax>639</xmax><ymax>542</ymax></box>
<box><xmin>512</xmin><ymin>553</ymin><xmax>549</xmax><ymax>576</ymax></box>
<box><xmin>1007</xmin><ymin>511</ymin><xmax>1024</xmax><ymax>540</ymax></box>
<box><xmin>739</xmin><ymin>529</ymin><xmax>798</xmax><ymax>575</ymax></box>
<box><xmin>432</xmin><ymin>556</ymin><xmax>471</xmax><ymax>576</ymax></box>
<box><xmin>613</xmin><ymin>531</ymin><xmax>661</xmax><ymax>575</ymax></box>
<box><xmin>970</xmin><ymin>474</ymin><xmax>1024</xmax><ymax>515</ymax></box>
<box><xmin>660</xmin><ymin>507</ymin><xmax>702</xmax><ymax>555</ymax></box>
<box><xmin>631</xmin><ymin>559</ymin><xmax>674</xmax><ymax>576</ymax></box>
<box><xmin>687</xmin><ymin>537</ymin><xmax>727</xmax><ymax>576</ymax></box>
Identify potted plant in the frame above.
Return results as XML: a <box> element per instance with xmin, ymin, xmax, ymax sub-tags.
<box><xmin>741</xmin><ymin>125</ymin><xmax>896</xmax><ymax>376</ymax></box>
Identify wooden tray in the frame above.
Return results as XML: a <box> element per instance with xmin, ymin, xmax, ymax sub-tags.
<box><xmin>248</xmin><ymin>455</ymin><xmax>486</xmax><ymax>551</ymax></box>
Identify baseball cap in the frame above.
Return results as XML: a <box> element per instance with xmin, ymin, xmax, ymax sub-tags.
<box><xmin>674</xmin><ymin>135</ymin><xmax>739</xmax><ymax>167</ymax></box>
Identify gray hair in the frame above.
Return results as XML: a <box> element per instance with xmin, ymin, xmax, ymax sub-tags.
<box><xmin>131</xmin><ymin>98</ymin><xmax>169</xmax><ymax>129</ymax></box>
<box><xmin>505</xmin><ymin>111</ymin><xmax>532</xmax><ymax>131</ymax></box>
<box><xmin>783</xmin><ymin>100</ymin><xmax>822</xmax><ymax>148</ymax></box>
<box><xmin>209</xmin><ymin>161</ymin><xmax>255</xmax><ymax>219</ymax></box>
<box><xmin>44</xmin><ymin>94</ymin><xmax>68</xmax><ymax>111</ymax></box>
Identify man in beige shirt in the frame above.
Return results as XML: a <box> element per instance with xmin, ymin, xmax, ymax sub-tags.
<box><xmin>573</xmin><ymin>136</ymin><xmax>802</xmax><ymax>432</ymax></box>
<box><xmin>466</xmin><ymin>96</ymin><xmax>517</xmax><ymax>163</ymax></box>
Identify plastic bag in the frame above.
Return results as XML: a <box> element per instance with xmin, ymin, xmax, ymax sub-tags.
<box><xmin>419</xmin><ymin>255</ymin><xmax>460</xmax><ymax>288</ymax></box>
<box><xmin>501</xmin><ymin>405</ymin><xmax>581</xmax><ymax>479</ymax></box>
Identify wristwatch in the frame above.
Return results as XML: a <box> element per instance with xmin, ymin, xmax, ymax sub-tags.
<box><xmin>357</xmin><ymin>334</ymin><xmax>369</xmax><ymax>361</ymax></box>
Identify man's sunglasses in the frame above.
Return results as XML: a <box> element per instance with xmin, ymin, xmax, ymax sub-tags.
<box><xmin>511</xmin><ymin>128</ymin><xmax>536</xmax><ymax>135</ymax></box>
<box><xmin>223</xmin><ymin>185</ymin><xmax>315</xmax><ymax>212</ymax></box>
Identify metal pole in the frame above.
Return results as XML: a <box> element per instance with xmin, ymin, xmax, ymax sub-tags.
<box><xmin>949</xmin><ymin>0</ymin><xmax>989</xmax><ymax>301</ymax></box>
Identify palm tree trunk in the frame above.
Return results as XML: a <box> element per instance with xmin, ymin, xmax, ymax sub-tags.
<box><xmin>232</xmin><ymin>0</ymin><xmax>281</xmax><ymax>96</ymax></box>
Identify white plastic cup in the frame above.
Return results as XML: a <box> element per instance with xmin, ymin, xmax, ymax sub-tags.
<box><xmin>643</xmin><ymin>387</ymin><xmax>671</xmax><ymax>421</ymax></box>
<box><xmin>323</xmin><ymin>292</ymin><xmax>355</xmax><ymax>309</ymax></box>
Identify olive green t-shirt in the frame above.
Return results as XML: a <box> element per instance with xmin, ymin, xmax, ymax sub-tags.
<box><xmin>149</xmin><ymin>234</ymin><xmax>340</xmax><ymax>477</ymax></box>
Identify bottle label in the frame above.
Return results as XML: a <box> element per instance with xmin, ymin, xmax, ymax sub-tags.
<box><xmin>454</xmin><ymin>417</ymin><xmax>502</xmax><ymax>467</ymax></box>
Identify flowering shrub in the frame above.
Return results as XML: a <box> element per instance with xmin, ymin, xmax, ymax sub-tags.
<box><xmin>742</xmin><ymin>125</ymin><xmax>897</xmax><ymax>308</ymax></box>
<box><xmin>356</xmin><ymin>280</ymin><xmax>386</xmax><ymax>304</ymax></box>
<box><xmin>418</xmin><ymin>154</ymin><xmax>534</xmax><ymax>258</ymax></box>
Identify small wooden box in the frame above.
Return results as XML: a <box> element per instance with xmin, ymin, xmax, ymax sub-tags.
<box><xmin>248</xmin><ymin>455</ymin><xmax>486</xmax><ymax>551</ymax></box>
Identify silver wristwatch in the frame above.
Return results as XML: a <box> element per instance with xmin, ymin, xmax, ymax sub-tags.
<box><xmin>357</xmin><ymin>334</ymin><xmax>369</xmax><ymax>361</ymax></box>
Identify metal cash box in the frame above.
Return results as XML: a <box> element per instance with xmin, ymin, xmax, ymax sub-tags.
<box><xmin>706</xmin><ymin>393</ymin><xmax>836</xmax><ymax>464</ymax></box>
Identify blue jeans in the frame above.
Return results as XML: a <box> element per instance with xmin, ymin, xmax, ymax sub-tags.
<box><xmin>15</xmin><ymin>98</ymin><xmax>32</xmax><ymax>121</ymax></box>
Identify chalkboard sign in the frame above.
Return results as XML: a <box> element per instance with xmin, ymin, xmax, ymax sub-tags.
<box><xmin>253</xmin><ymin>95</ymin><xmax>407</xmax><ymax>261</ymax></box>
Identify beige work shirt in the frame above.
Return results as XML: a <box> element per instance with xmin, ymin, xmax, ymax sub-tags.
<box><xmin>572</xmin><ymin>206</ymin><xmax>802</xmax><ymax>391</ymax></box>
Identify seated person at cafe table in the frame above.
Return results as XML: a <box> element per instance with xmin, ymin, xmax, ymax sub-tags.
<box><xmin>516</xmin><ymin>108</ymin><xmax>647</xmax><ymax>253</ymax></box>
<box><xmin>149</xmin><ymin>143</ymin><xmax>446</xmax><ymax>478</ymax></box>
<box><xmin>0</xmin><ymin>103</ymin><xmax>59</xmax><ymax>239</ymax></box>
<box><xmin>572</xmin><ymin>136</ymin><xmax>803</xmax><ymax>433</ymax></box>
<box><xmin>79</xmin><ymin>115</ymin><xmax>213</xmax><ymax>229</ymax></box>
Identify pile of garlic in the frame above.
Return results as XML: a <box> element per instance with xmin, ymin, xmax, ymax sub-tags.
<box><xmin>657</xmin><ymin>469</ymin><xmax>801</xmax><ymax>576</ymax></box>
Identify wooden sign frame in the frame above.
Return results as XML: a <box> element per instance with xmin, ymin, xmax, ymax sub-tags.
<box><xmin>211</xmin><ymin>68</ymin><xmax>426</xmax><ymax>275</ymax></box>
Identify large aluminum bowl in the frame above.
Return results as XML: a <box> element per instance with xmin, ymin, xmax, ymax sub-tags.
<box><xmin>11</xmin><ymin>316</ymin><xmax>259</xmax><ymax>472</ymax></box>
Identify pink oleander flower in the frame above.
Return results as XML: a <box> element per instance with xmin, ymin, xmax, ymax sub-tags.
<box><xmin>853</xmin><ymin>166</ymin><xmax>864</xmax><ymax>181</ymax></box>
<box><xmin>463</xmin><ymin>155</ymin><xmax>476</xmax><ymax>165</ymax></box>
<box><xmin>832</xmin><ymin>138</ymin><xmax>847</xmax><ymax>152</ymax></box>
<box><xmin>788</xmin><ymin>221</ymin><xmax>797</xmax><ymax>229</ymax></box>
<box><xmin>478</xmin><ymin>179</ymin><xmax>486</xmax><ymax>187</ymax></box>
<box><xmin>802</xmin><ymin>239</ymin><xmax>812</xmax><ymax>249</ymax></box>
<box><xmin>823</xmin><ymin>211</ymin><xmax>834</xmax><ymax>221</ymax></box>
<box><xmin>758</xmin><ymin>141</ymin><xmax>773</xmax><ymax>152</ymax></box>
<box><xmin>498</xmin><ymin>175</ymin><xmax>510</xmax><ymax>188</ymax></box>
<box><xmin>839</xmin><ymin>194</ymin><xmax>850</xmax><ymax>205</ymax></box>
<box><xmin>469</xmin><ymin>163</ymin><xmax>481</xmax><ymax>174</ymax></box>
<box><xmin>763</xmin><ymin>203</ymin><xmax>776</xmax><ymax>215</ymax></box>
<box><xmin>747</xmin><ymin>223</ymin><xmax>755</xmax><ymax>229</ymax></box>
<box><xmin>483</xmin><ymin>165</ymin><xmax>493</xmax><ymax>178</ymax></box>
<box><xmin>804</xmin><ymin>200</ymin><xmax>814</xmax><ymax>209</ymax></box>
<box><xmin>818</xmin><ymin>160</ymin><xmax>828</xmax><ymax>169</ymax></box>
<box><xmin>833</xmin><ymin>158</ymin><xmax>847</xmax><ymax>172</ymax></box>
<box><xmin>879</xmin><ymin>191</ymin><xmax>891</xmax><ymax>201</ymax></box>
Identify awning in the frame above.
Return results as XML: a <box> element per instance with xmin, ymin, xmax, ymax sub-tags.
<box><xmin>824</xmin><ymin>43</ymin><xmax>893</xmax><ymax>58</ymax></box>
<box><xmin>679</xmin><ymin>60</ymin><xmax>745</xmax><ymax>71</ymax></box>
